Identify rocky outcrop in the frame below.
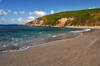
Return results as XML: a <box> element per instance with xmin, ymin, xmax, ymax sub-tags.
<box><xmin>25</xmin><ymin>18</ymin><xmax>47</xmax><ymax>26</ymax></box>
<box><xmin>56</xmin><ymin>17</ymin><xmax>74</xmax><ymax>27</ymax></box>
<box><xmin>25</xmin><ymin>21</ymin><xmax>34</xmax><ymax>26</ymax></box>
<box><xmin>25</xmin><ymin>17</ymin><xmax>74</xmax><ymax>27</ymax></box>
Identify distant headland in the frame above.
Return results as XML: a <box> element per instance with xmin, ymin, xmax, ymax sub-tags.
<box><xmin>25</xmin><ymin>8</ymin><xmax>100</xmax><ymax>27</ymax></box>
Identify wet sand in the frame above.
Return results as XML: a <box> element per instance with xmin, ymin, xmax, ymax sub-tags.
<box><xmin>0</xmin><ymin>29</ymin><xmax>100</xmax><ymax>66</ymax></box>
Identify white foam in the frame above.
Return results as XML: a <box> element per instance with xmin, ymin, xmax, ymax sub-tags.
<box><xmin>71</xmin><ymin>29</ymin><xmax>91</xmax><ymax>33</ymax></box>
<box><xmin>83</xmin><ymin>29</ymin><xmax>91</xmax><ymax>32</ymax></box>
<box><xmin>52</xmin><ymin>29</ymin><xmax>91</xmax><ymax>39</ymax></box>
<box><xmin>52</xmin><ymin>35</ymin><xmax>56</xmax><ymax>38</ymax></box>
<box><xmin>2</xmin><ymin>46</ymin><xmax>30</xmax><ymax>53</ymax></box>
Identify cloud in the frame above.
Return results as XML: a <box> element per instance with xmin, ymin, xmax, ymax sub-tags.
<box><xmin>27</xmin><ymin>16</ymin><xmax>35</xmax><ymax>22</ymax></box>
<box><xmin>33</xmin><ymin>11</ymin><xmax>47</xmax><ymax>16</ymax></box>
<box><xmin>17</xmin><ymin>17</ymin><xmax>23</xmax><ymax>22</ymax></box>
<box><xmin>10</xmin><ymin>18</ymin><xmax>26</xmax><ymax>24</ymax></box>
<box><xmin>50</xmin><ymin>10</ymin><xmax>54</xmax><ymax>14</ymax></box>
<box><xmin>88</xmin><ymin>7</ymin><xmax>95</xmax><ymax>9</ymax></box>
<box><xmin>20</xmin><ymin>11</ymin><xmax>25</xmax><ymax>14</ymax></box>
<box><xmin>13</xmin><ymin>11</ymin><xmax>18</xmax><ymax>15</ymax></box>
<box><xmin>29</xmin><ymin>12</ymin><xmax>34</xmax><ymax>15</ymax></box>
<box><xmin>14</xmin><ymin>11</ymin><xmax>25</xmax><ymax>15</ymax></box>
<box><xmin>0</xmin><ymin>9</ymin><xmax>8</xmax><ymax>16</ymax></box>
<box><xmin>0</xmin><ymin>9</ymin><xmax>11</xmax><ymax>16</ymax></box>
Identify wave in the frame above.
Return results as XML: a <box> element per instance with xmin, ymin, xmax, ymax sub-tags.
<box><xmin>0</xmin><ymin>28</ymin><xmax>91</xmax><ymax>53</ymax></box>
<box><xmin>51</xmin><ymin>28</ymin><xmax>91</xmax><ymax>38</ymax></box>
<box><xmin>70</xmin><ymin>28</ymin><xmax>91</xmax><ymax>33</ymax></box>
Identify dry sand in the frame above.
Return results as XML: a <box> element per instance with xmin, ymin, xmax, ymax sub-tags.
<box><xmin>66</xmin><ymin>26</ymin><xmax>100</xmax><ymax>29</ymax></box>
<box><xmin>0</xmin><ymin>29</ymin><xmax>100</xmax><ymax>66</ymax></box>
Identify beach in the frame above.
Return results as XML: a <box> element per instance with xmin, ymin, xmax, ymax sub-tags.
<box><xmin>0</xmin><ymin>29</ymin><xmax>100</xmax><ymax>66</ymax></box>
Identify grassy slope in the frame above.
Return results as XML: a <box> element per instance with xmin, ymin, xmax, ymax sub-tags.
<box><xmin>42</xmin><ymin>8</ymin><xmax>100</xmax><ymax>26</ymax></box>
<box><xmin>26</xmin><ymin>8</ymin><xmax>100</xmax><ymax>26</ymax></box>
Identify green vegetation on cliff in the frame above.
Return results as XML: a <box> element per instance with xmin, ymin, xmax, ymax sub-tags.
<box><xmin>25</xmin><ymin>8</ymin><xmax>100</xmax><ymax>26</ymax></box>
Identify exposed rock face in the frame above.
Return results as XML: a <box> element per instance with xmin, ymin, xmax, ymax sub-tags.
<box><xmin>24</xmin><ymin>21</ymin><xmax>34</xmax><ymax>26</ymax></box>
<box><xmin>25</xmin><ymin>17</ymin><xmax>75</xmax><ymax>27</ymax></box>
<box><xmin>25</xmin><ymin>18</ymin><xmax>46</xmax><ymax>26</ymax></box>
<box><xmin>34</xmin><ymin>20</ymin><xmax>44</xmax><ymax>26</ymax></box>
<box><xmin>58</xmin><ymin>18</ymin><xmax>68</xmax><ymax>23</ymax></box>
<box><xmin>56</xmin><ymin>17</ymin><xmax>74</xmax><ymax>27</ymax></box>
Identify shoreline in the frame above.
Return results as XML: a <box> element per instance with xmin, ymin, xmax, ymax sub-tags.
<box><xmin>0</xmin><ymin>27</ymin><xmax>90</xmax><ymax>53</ymax></box>
<box><xmin>26</xmin><ymin>25</ymin><xmax>100</xmax><ymax>29</ymax></box>
<box><xmin>0</xmin><ymin>28</ymin><xmax>100</xmax><ymax>66</ymax></box>
<box><xmin>66</xmin><ymin>26</ymin><xmax>100</xmax><ymax>29</ymax></box>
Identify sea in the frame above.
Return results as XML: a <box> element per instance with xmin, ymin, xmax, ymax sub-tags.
<box><xmin>0</xmin><ymin>25</ymin><xmax>89</xmax><ymax>52</ymax></box>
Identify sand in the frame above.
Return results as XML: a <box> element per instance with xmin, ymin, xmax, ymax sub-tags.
<box><xmin>0</xmin><ymin>29</ymin><xmax>100</xmax><ymax>66</ymax></box>
<box><xmin>66</xmin><ymin>26</ymin><xmax>100</xmax><ymax>29</ymax></box>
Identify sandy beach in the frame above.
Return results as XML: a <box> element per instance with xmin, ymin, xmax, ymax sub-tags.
<box><xmin>66</xmin><ymin>26</ymin><xmax>100</xmax><ymax>29</ymax></box>
<box><xmin>0</xmin><ymin>29</ymin><xmax>100</xmax><ymax>66</ymax></box>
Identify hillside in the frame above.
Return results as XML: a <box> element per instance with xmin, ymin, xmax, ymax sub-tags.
<box><xmin>25</xmin><ymin>8</ymin><xmax>100</xmax><ymax>27</ymax></box>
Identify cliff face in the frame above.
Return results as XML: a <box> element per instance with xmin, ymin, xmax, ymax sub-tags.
<box><xmin>56</xmin><ymin>17</ymin><xmax>74</xmax><ymax>27</ymax></box>
<box><xmin>25</xmin><ymin>18</ymin><xmax>48</xmax><ymax>26</ymax></box>
<box><xmin>25</xmin><ymin>8</ymin><xmax>100</xmax><ymax>27</ymax></box>
<box><xmin>25</xmin><ymin>17</ymin><xmax>74</xmax><ymax>27</ymax></box>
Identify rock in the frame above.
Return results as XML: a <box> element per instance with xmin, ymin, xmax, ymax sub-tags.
<box><xmin>56</xmin><ymin>17</ymin><xmax>74</xmax><ymax>27</ymax></box>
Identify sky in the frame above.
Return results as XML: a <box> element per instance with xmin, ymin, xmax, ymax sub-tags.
<box><xmin>0</xmin><ymin>0</ymin><xmax>100</xmax><ymax>24</ymax></box>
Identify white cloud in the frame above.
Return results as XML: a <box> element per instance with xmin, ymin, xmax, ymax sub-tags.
<box><xmin>33</xmin><ymin>11</ymin><xmax>47</xmax><ymax>16</ymax></box>
<box><xmin>88</xmin><ymin>8</ymin><xmax>94</xmax><ymax>9</ymax></box>
<box><xmin>13</xmin><ymin>11</ymin><xmax>18</xmax><ymax>15</ymax></box>
<box><xmin>50</xmin><ymin>10</ymin><xmax>54</xmax><ymax>14</ymax></box>
<box><xmin>0</xmin><ymin>9</ymin><xmax>8</xmax><ymax>16</ymax></box>
<box><xmin>17</xmin><ymin>17</ymin><xmax>23</xmax><ymax>22</ymax></box>
<box><xmin>10</xmin><ymin>18</ymin><xmax>26</xmax><ymax>24</ymax></box>
<box><xmin>29</xmin><ymin>12</ymin><xmax>34</xmax><ymax>15</ymax></box>
<box><xmin>88</xmin><ymin>7</ymin><xmax>95</xmax><ymax>9</ymax></box>
<box><xmin>27</xmin><ymin>16</ymin><xmax>35</xmax><ymax>22</ymax></box>
<box><xmin>20</xmin><ymin>11</ymin><xmax>25</xmax><ymax>14</ymax></box>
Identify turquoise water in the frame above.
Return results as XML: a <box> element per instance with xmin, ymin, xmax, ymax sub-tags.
<box><xmin>0</xmin><ymin>25</ymin><xmax>83</xmax><ymax>52</ymax></box>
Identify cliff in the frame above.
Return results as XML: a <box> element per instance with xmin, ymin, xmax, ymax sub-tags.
<box><xmin>25</xmin><ymin>8</ymin><xmax>100</xmax><ymax>27</ymax></box>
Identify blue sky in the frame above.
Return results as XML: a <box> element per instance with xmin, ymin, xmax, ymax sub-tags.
<box><xmin>0</xmin><ymin>0</ymin><xmax>100</xmax><ymax>24</ymax></box>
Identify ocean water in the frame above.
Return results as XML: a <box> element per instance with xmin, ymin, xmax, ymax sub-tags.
<box><xmin>0</xmin><ymin>25</ymin><xmax>85</xmax><ymax>52</ymax></box>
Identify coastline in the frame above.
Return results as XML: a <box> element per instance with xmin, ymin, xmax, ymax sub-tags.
<box><xmin>0</xmin><ymin>27</ymin><xmax>88</xmax><ymax>52</ymax></box>
<box><xmin>26</xmin><ymin>25</ymin><xmax>100</xmax><ymax>29</ymax></box>
<box><xmin>0</xmin><ymin>28</ymin><xmax>100</xmax><ymax>66</ymax></box>
<box><xmin>66</xmin><ymin>26</ymin><xmax>100</xmax><ymax>29</ymax></box>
